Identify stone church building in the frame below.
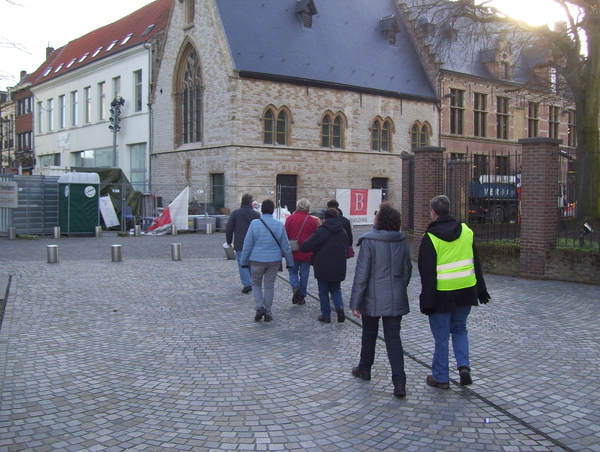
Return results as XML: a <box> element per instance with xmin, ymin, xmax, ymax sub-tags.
<box><xmin>150</xmin><ymin>0</ymin><xmax>440</xmax><ymax>212</ymax></box>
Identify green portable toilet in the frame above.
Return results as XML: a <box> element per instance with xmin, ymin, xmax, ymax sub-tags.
<box><xmin>58</xmin><ymin>172</ymin><xmax>100</xmax><ymax>236</ymax></box>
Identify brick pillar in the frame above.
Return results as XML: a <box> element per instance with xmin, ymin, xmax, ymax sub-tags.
<box><xmin>518</xmin><ymin>138</ymin><xmax>561</xmax><ymax>278</ymax></box>
<box><xmin>400</xmin><ymin>151</ymin><xmax>414</xmax><ymax>233</ymax></box>
<box><xmin>411</xmin><ymin>146</ymin><xmax>446</xmax><ymax>261</ymax></box>
<box><xmin>447</xmin><ymin>159</ymin><xmax>471</xmax><ymax>223</ymax></box>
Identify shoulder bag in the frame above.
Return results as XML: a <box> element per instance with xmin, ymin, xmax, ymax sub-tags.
<box><xmin>289</xmin><ymin>215</ymin><xmax>309</xmax><ymax>252</ymax></box>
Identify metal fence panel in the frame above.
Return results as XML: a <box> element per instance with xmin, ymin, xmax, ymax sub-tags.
<box><xmin>0</xmin><ymin>175</ymin><xmax>59</xmax><ymax>236</ymax></box>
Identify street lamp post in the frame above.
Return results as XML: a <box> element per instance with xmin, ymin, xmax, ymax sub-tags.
<box><xmin>108</xmin><ymin>97</ymin><xmax>125</xmax><ymax>168</ymax></box>
<box><xmin>108</xmin><ymin>97</ymin><xmax>126</xmax><ymax>231</ymax></box>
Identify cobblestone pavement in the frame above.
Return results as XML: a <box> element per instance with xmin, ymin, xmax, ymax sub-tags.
<box><xmin>0</xmin><ymin>228</ymin><xmax>598</xmax><ymax>451</ymax></box>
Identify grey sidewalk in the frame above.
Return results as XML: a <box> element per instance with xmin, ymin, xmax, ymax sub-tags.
<box><xmin>0</xmin><ymin>230</ymin><xmax>598</xmax><ymax>451</ymax></box>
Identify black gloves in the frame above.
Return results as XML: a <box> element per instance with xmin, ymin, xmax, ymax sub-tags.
<box><xmin>478</xmin><ymin>291</ymin><xmax>491</xmax><ymax>304</ymax></box>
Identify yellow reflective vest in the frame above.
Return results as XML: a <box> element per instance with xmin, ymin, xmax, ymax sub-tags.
<box><xmin>427</xmin><ymin>223</ymin><xmax>476</xmax><ymax>291</ymax></box>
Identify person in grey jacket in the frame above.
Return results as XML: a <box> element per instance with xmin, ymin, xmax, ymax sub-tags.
<box><xmin>240</xmin><ymin>199</ymin><xmax>293</xmax><ymax>322</ymax></box>
<box><xmin>349</xmin><ymin>202</ymin><xmax>412</xmax><ymax>397</ymax></box>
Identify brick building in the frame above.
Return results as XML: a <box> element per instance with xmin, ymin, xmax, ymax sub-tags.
<box><xmin>150</xmin><ymin>0</ymin><xmax>440</xmax><ymax>212</ymax></box>
<box><xmin>404</xmin><ymin>5</ymin><xmax>575</xmax><ymax>165</ymax></box>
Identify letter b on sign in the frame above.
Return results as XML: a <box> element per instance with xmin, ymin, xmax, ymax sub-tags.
<box><xmin>350</xmin><ymin>189</ymin><xmax>368</xmax><ymax>215</ymax></box>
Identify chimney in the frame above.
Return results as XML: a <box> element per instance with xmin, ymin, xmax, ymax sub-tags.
<box><xmin>46</xmin><ymin>46</ymin><xmax>55</xmax><ymax>59</ymax></box>
<box><xmin>20</xmin><ymin>71</ymin><xmax>27</xmax><ymax>81</ymax></box>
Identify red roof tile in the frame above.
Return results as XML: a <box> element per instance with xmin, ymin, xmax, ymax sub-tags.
<box><xmin>28</xmin><ymin>0</ymin><xmax>173</xmax><ymax>85</ymax></box>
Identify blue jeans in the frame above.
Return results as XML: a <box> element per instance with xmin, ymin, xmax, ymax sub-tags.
<box><xmin>317</xmin><ymin>280</ymin><xmax>343</xmax><ymax>318</ymax></box>
<box><xmin>236</xmin><ymin>252</ymin><xmax>252</xmax><ymax>288</ymax></box>
<box><xmin>428</xmin><ymin>305</ymin><xmax>471</xmax><ymax>383</ymax></box>
<box><xmin>288</xmin><ymin>261</ymin><xmax>311</xmax><ymax>296</ymax></box>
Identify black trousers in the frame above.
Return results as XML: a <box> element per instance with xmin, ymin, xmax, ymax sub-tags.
<box><xmin>358</xmin><ymin>315</ymin><xmax>406</xmax><ymax>386</ymax></box>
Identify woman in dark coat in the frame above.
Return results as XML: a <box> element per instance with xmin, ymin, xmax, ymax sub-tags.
<box><xmin>301</xmin><ymin>208</ymin><xmax>348</xmax><ymax>323</ymax></box>
<box><xmin>349</xmin><ymin>202</ymin><xmax>412</xmax><ymax>397</ymax></box>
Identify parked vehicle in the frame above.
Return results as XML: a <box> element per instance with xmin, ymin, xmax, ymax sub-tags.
<box><xmin>469</xmin><ymin>175</ymin><xmax>519</xmax><ymax>224</ymax></box>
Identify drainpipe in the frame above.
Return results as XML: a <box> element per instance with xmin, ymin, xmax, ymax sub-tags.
<box><xmin>144</xmin><ymin>42</ymin><xmax>153</xmax><ymax>192</ymax></box>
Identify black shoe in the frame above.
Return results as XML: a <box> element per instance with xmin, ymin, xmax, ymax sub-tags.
<box><xmin>264</xmin><ymin>314</ymin><xmax>273</xmax><ymax>322</ymax></box>
<box><xmin>297</xmin><ymin>296</ymin><xmax>306</xmax><ymax>305</ymax></box>
<box><xmin>292</xmin><ymin>288</ymin><xmax>301</xmax><ymax>304</ymax></box>
<box><xmin>459</xmin><ymin>366</ymin><xmax>472</xmax><ymax>386</ymax></box>
<box><xmin>318</xmin><ymin>315</ymin><xmax>331</xmax><ymax>323</ymax></box>
<box><xmin>242</xmin><ymin>286</ymin><xmax>252</xmax><ymax>294</ymax></box>
<box><xmin>336</xmin><ymin>307</ymin><xmax>346</xmax><ymax>323</ymax></box>
<box><xmin>352</xmin><ymin>366</ymin><xmax>371</xmax><ymax>381</ymax></box>
<box><xmin>254</xmin><ymin>307</ymin><xmax>266</xmax><ymax>321</ymax></box>
<box><xmin>394</xmin><ymin>384</ymin><xmax>406</xmax><ymax>397</ymax></box>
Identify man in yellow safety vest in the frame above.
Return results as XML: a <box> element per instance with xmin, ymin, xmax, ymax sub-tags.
<box><xmin>418</xmin><ymin>195</ymin><xmax>490</xmax><ymax>389</ymax></box>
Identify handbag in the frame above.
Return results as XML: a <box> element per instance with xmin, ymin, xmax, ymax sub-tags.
<box><xmin>347</xmin><ymin>245</ymin><xmax>355</xmax><ymax>258</ymax></box>
<box><xmin>260</xmin><ymin>218</ymin><xmax>285</xmax><ymax>271</ymax></box>
<box><xmin>289</xmin><ymin>215</ymin><xmax>309</xmax><ymax>252</ymax></box>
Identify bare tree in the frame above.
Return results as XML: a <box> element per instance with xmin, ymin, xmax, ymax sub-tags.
<box><xmin>401</xmin><ymin>0</ymin><xmax>599</xmax><ymax>222</ymax></box>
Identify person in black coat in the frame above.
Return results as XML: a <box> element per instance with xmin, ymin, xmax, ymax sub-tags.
<box><xmin>226</xmin><ymin>193</ymin><xmax>261</xmax><ymax>293</ymax></box>
<box><xmin>301</xmin><ymin>208</ymin><xmax>348</xmax><ymax>323</ymax></box>
<box><xmin>327</xmin><ymin>199</ymin><xmax>353</xmax><ymax>246</ymax></box>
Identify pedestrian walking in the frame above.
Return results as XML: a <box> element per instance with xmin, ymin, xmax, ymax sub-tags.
<box><xmin>240</xmin><ymin>199</ymin><xmax>293</xmax><ymax>322</ymax></box>
<box><xmin>349</xmin><ymin>202</ymin><xmax>412</xmax><ymax>397</ymax></box>
<box><xmin>418</xmin><ymin>195</ymin><xmax>490</xmax><ymax>388</ymax></box>
<box><xmin>226</xmin><ymin>193</ymin><xmax>261</xmax><ymax>294</ymax></box>
<box><xmin>327</xmin><ymin>199</ymin><xmax>353</xmax><ymax>246</ymax></box>
<box><xmin>285</xmin><ymin>198</ymin><xmax>319</xmax><ymax>305</ymax></box>
<box><xmin>301</xmin><ymin>208</ymin><xmax>348</xmax><ymax>323</ymax></box>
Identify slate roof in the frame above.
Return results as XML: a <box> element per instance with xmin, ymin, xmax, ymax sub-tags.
<box><xmin>27</xmin><ymin>0</ymin><xmax>173</xmax><ymax>86</ymax></box>
<box><xmin>216</xmin><ymin>0</ymin><xmax>438</xmax><ymax>102</ymax></box>
<box><xmin>401</xmin><ymin>0</ymin><xmax>536</xmax><ymax>85</ymax></box>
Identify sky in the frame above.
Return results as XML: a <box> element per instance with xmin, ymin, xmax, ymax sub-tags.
<box><xmin>0</xmin><ymin>0</ymin><xmax>571</xmax><ymax>89</ymax></box>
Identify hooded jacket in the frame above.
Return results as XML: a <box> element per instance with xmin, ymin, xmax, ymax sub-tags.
<box><xmin>301</xmin><ymin>217</ymin><xmax>348</xmax><ymax>282</ymax></box>
<box><xmin>349</xmin><ymin>230</ymin><xmax>412</xmax><ymax>317</ymax></box>
<box><xmin>418</xmin><ymin>214</ymin><xmax>489</xmax><ymax>315</ymax></box>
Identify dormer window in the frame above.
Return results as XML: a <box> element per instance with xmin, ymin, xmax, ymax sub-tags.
<box><xmin>296</xmin><ymin>0</ymin><xmax>318</xmax><ymax>29</ymax></box>
<box><xmin>380</xmin><ymin>15</ymin><xmax>400</xmax><ymax>46</ymax></box>
<box><xmin>54</xmin><ymin>64</ymin><xmax>64</xmax><ymax>73</ymax></box>
<box><xmin>92</xmin><ymin>47</ymin><xmax>103</xmax><ymax>57</ymax></box>
<box><xmin>443</xmin><ymin>25</ymin><xmax>458</xmax><ymax>42</ymax></box>
<box><xmin>67</xmin><ymin>58</ymin><xmax>77</xmax><ymax>68</ymax></box>
<box><xmin>107</xmin><ymin>40</ymin><xmax>118</xmax><ymax>51</ymax></box>
<box><xmin>43</xmin><ymin>67</ymin><xmax>53</xmax><ymax>77</ymax></box>
<box><xmin>418</xmin><ymin>18</ymin><xmax>436</xmax><ymax>38</ymax></box>
<box><xmin>79</xmin><ymin>53</ymin><xmax>89</xmax><ymax>63</ymax></box>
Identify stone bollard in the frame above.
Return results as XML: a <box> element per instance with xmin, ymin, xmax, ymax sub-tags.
<box><xmin>47</xmin><ymin>245</ymin><xmax>58</xmax><ymax>263</ymax></box>
<box><xmin>171</xmin><ymin>243</ymin><xmax>182</xmax><ymax>261</ymax></box>
<box><xmin>111</xmin><ymin>244</ymin><xmax>123</xmax><ymax>262</ymax></box>
<box><xmin>205</xmin><ymin>223</ymin><xmax>213</xmax><ymax>234</ymax></box>
<box><xmin>172</xmin><ymin>224</ymin><xmax>178</xmax><ymax>236</ymax></box>
<box><xmin>53</xmin><ymin>226</ymin><xmax>61</xmax><ymax>239</ymax></box>
<box><xmin>134</xmin><ymin>225</ymin><xmax>141</xmax><ymax>237</ymax></box>
<box><xmin>95</xmin><ymin>226</ymin><xmax>102</xmax><ymax>238</ymax></box>
<box><xmin>8</xmin><ymin>227</ymin><xmax>16</xmax><ymax>240</ymax></box>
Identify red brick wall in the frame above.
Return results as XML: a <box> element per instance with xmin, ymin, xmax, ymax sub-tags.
<box><xmin>410</xmin><ymin>146</ymin><xmax>445</xmax><ymax>261</ymax></box>
<box><xmin>518</xmin><ymin>138</ymin><xmax>561</xmax><ymax>277</ymax></box>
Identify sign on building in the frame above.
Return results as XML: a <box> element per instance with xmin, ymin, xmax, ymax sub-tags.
<box><xmin>335</xmin><ymin>188</ymin><xmax>382</xmax><ymax>226</ymax></box>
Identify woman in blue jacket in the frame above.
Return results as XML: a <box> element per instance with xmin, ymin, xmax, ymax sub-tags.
<box><xmin>240</xmin><ymin>199</ymin><xmax>293</xmax><ymax>322</ymax></box>
<box><xmin>349</xmin><ymin>202</ymin><xmax>412</xmax><ymax>397</ymax></box>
